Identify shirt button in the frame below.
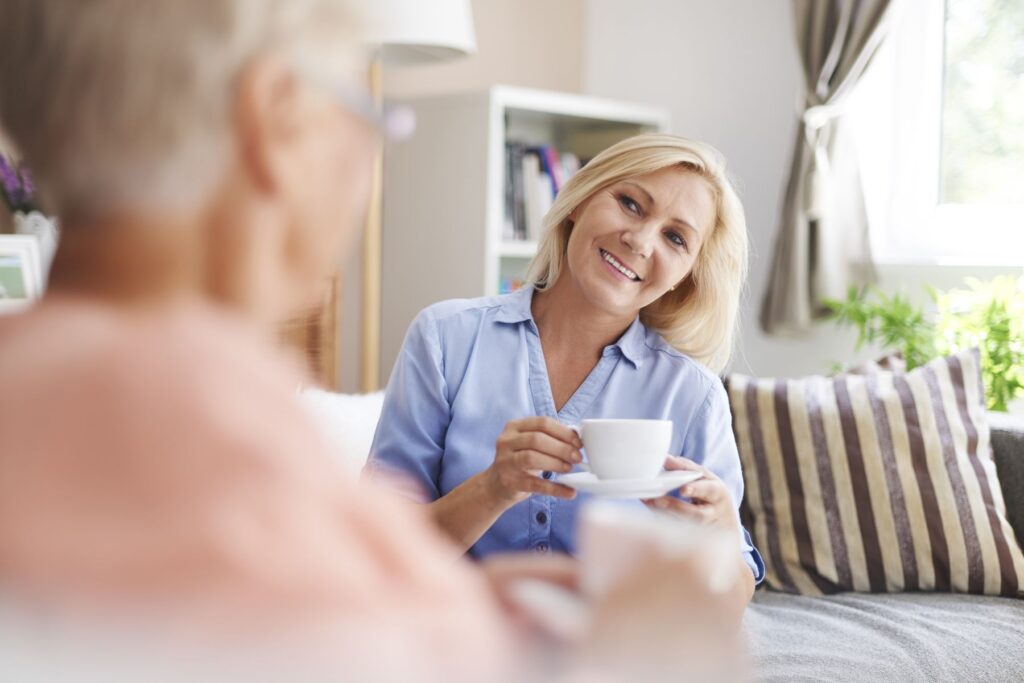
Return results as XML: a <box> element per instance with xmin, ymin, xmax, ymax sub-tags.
<box><xmin>536</xmin><ymin>511</ymin><xmax>548</xmax><ymax>524</ymax></box>
<box><xmin>542</xmin><ymin>471</ymin><xmax>552</xmax><ymax>480</ymax></box>
<box><xmin>535</xmin><ymin>542</ymin><xmax>549</xmax><ymax>554</ymax></box>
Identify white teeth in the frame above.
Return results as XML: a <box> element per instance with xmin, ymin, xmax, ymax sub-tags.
<box><xmin>601</xmin><ymin>250</ymin><xmax>640</xmax><ymax>281</ymax></box>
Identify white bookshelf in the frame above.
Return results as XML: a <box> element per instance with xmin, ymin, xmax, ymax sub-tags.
<box><xmin>497</xmin><ymin>240</ymin><xmax>539</xmax><ymax>258</ymax></box>
<box><xmin>380</xmin><ymin>86</ymin><xmax>669</xmax><ymax>384</ymax></box>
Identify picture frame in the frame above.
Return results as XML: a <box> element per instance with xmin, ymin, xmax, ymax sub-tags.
<box><xmin>0</xmin><ymin>234</ymin><xmax>43</xmax><ymax>314</ymax></box>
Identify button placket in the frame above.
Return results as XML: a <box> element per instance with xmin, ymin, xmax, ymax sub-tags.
<box><xmin>528</xmin><ymin>495</ymin><xmax>551</xmax><ymax>548</ymax></box>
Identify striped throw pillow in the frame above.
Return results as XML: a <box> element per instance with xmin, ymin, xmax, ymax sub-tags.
<box><xmin>727</xmin><ymin>349</ymin><xmax>1024</xmax><ymax>597</ymax></box>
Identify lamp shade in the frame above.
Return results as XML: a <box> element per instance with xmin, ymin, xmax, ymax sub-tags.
<box><xmin>365</xmin><ymin>0</ymin><xmax>476</xmax><ymax>65</ymax></box>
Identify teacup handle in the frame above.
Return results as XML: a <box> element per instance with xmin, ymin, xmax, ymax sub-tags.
<box><xmin>568</xmin><ymin>425</ymin><xmax>590</xmax><ymax>472</ymax></box>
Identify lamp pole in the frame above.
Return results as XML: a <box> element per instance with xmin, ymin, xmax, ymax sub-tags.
<box><xmin>360</xmin><ymin>57</ymin><xmax>384</xmax><ymax>392</ymax></box>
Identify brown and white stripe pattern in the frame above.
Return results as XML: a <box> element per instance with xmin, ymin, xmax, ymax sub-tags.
<box><xmin>727</xmin><ymin>349</ymin><xmax>1024</xmax><ymax>597</ymax></box>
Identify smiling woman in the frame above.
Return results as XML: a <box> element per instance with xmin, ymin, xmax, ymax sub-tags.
<box><xmin>366</xmin><ymin>133</ymin><xmax>763</xmax><ymax>626</ymax></box>
<box><xmin>527</xmin><ymin>134</ymin><xmax>748</xmax><ymax>373</ymax></box>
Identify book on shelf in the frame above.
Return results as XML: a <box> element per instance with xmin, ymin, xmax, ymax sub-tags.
<box><xmin>503</xmin><ymin>142</ymin><xmax>516</xmax><ymax>241</ymax></box>
<box><xmin>505</xmin><ymin>142</ymin><xmax>527</xmax><ymax>241</ymax></box>
<box><xmin>504</xmin><ymin>141</ymin><xmax>583</xmax><ymax>244</ymax></box>
<box><xmin>521</xmin><ymin>152</ymin><xmax>552</xmax><ymax>242</ymax></box>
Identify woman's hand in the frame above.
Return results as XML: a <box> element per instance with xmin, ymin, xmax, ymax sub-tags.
<box><xmin>484</xmin><ymin>417</ymin><xmax>582</xmax><ymax>507</ymax></box>
<box><xmin>642</xmin><ymin>455</ymin><xmax>740</xmax><ymax>533</ymax></box>
<box><xmin>427</xmin><ymin>418</ymin><xmax>580</xmax><ymax>552</ymax></box>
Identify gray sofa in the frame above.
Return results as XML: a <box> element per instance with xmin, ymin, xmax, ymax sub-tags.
<box><xmin>744</xmin><ymin>412</ymin><xmax>1024</xmax><ymax>682</ymax></box>
<box><xmin>302</xmin><ymin>391</ymin><xmax>1024</xmax><ymax>680</ymax></box>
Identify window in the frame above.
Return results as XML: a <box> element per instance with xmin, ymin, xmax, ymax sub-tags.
<box><xmin>851</xmin><ymin>0</ymin><xmax>1024</xmax><ymax>265</ymax></box>
<box><xmin>940</xmin><ymin>0</ymin><xmax>1024</xmax><ymax>205</ymax></box>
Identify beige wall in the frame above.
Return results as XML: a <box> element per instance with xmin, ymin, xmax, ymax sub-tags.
<box><xmin>340</xmin><ymin>0</ymin><xmax>586</xmax><ymax>392</ymax></box>
<box><xmin>382</xmin><ymin>0</ymin><xmax>584</xmax><ymax>98</ymax></box>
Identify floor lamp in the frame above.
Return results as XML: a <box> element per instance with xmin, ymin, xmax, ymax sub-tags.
<box><xmin>360</xmin><ymin>0</ymin><xmax>476</xmax><ymax>392</ymax></box>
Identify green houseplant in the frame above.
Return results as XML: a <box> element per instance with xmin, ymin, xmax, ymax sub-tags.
<box><xmin>825</xmin><ymin>276</ymin><xmax>1024</xmax><ymax>412</ymax></box>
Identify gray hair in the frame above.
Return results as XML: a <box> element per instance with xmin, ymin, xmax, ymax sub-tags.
<box><xmin>0</xmin><ymin>0</ymin><xmax>364</xmax><ymax>220</ymax></box>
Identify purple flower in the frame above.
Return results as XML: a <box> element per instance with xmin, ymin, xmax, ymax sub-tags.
<box><xmin>0</xmin><ymin>154</ymin><xmax>20</xmax><ymax>201</ymax></box>
<box><xmin>0</xmin><ymin>154</ymin><xmax>37</xmax><ymax>212</ymax></box>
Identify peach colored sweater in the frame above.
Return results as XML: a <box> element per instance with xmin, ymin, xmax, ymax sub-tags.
<box><xmin>0</xmin><ymin>298</ymin><xmax>510</xmax><ymax>680</ymax></box>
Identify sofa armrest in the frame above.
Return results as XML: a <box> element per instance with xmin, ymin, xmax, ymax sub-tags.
<box><xmin>989</xmin><ymin>411</ymin><xmax>1024</xmax><ymax>548</ymax></box>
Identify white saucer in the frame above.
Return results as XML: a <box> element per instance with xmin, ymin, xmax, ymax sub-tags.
<box><xmin>557</xmin><ymin>470</ymin><xmax>702</xmax><ymax>499</ymax></box>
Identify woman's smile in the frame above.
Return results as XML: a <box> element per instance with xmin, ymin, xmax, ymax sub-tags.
<box><xmin>598</xmin><ymin>248</ymin><xmax>642</xmax><ymax>282</ymax></box>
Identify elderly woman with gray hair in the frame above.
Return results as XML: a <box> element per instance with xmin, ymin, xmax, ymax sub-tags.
<box><xmin>0</xmin><ymin>1</ymin><xmax>740</xmax><ymax>680</ymax></box>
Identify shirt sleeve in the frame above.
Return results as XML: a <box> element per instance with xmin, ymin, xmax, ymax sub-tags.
<box><xmin>364</xmin><ymin>310</ymin><xmax>451</xmax><ymax>502</ymax></box>
<box><xmin>682</xmin><ymin>379</ymin><xmax>766</xmax><ymax>585</ymax></box>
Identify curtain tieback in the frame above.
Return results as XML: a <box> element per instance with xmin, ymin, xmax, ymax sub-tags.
<box><xmin>800</xmin><ymin>102</ymin><xmax>845</xmax><ymax>220</ymax></box>
<box><xmin>802</xmin><ymin>102</ymin><xmax>844</xmax><ymax>131</ymax></box>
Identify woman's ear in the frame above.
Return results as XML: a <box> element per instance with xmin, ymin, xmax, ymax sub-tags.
<box><xmin>232</xmin><ymin>56</ymin><xmax>303</xmax><ymax>195</ymax></box>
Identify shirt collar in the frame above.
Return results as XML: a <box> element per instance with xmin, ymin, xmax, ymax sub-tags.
<box><xmin>494</xmin><ymin>285</ymin><xmax>536</xmax><ymax>324</ymax></box>
<box><xmin>612</xmin><ymin>316</ymin><xmax>649</xmax><ymax>368</ymax></box>
<box><xmin>495</xmin><ymin>286</ymin><xmax>649</xmax><ymax>368</ymax></box>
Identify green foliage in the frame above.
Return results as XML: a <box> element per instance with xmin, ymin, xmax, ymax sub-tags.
<box><xmin>824</xmin><ymin>276</ymin><xmax>1024</xmax><ymax>412</ymax></box>
<box><xmin>933</xmin><ymin>277</ymin><xmax>1024</xmax><ymax>412</ymax></box>
<box><xmin>823</xmin><ymin>286</ymin><xmax>937</xmax><ymax>371</ymax></box>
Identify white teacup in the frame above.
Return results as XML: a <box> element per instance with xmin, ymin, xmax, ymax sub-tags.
<box><xmin>570</xmin><ymin>418</ymin><xmax>672</xmax><ymax>481</ymax></box>
<box><xmin>578</xmin><ymin>500</ymin><xmax>739</xmax><ymax>598</ymax></box>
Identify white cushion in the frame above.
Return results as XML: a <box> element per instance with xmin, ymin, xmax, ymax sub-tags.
<box><xmin>299</xmin><ymin>388</ymin><xmax>384</xmax><ymax>475</ymax></box>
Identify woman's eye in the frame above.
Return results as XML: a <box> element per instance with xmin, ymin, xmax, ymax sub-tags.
<box><xmin>666</xmin><ymin>231</ymin><xmax>688</xmax><ymax>250</ymax></box>
<box><xmin>618</xmin><ymin>194</ymin><xmax>641</xmax><ymax>215</ymax></box>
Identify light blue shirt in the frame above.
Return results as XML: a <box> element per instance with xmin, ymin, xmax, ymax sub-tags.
<box><xmin>367</xmin><ymin>286</ymin><xmax>764</xmax><ymax>583</ymax></box>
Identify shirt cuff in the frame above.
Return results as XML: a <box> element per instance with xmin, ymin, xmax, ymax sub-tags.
<box><xmin>740</xmin><ymin>526</ymin><xmax>766</xmax><ymax>585</ymax></box>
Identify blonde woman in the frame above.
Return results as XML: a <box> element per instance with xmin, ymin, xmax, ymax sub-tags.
<box><xmin>369</xmin><ymin>134</ymin><xmax>765</xmax><ymax>617</ymax></box>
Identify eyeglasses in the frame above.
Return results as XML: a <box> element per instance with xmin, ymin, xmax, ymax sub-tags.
<box><xmin>332</xmin><ymin>83</ymin><xmax>416</xmax><ymax>142</ymax></box>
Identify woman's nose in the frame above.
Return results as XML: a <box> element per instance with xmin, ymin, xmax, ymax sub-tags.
<box><xmin>621</xmin><ymin>226</ymin><xmax>655</xmax><ymax>258</ymax></box>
